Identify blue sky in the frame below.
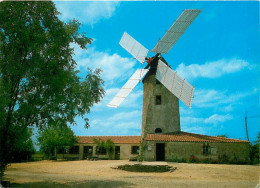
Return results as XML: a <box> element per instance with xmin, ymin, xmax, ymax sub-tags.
<box><xmin>54</xmin><ymin>1</ymin><xmax>260</xmax><ymax>142</ymax></box>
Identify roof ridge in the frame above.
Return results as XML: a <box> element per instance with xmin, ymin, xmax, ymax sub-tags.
<box><xmin>180</xmin><ymin>131</ymin><xmax>248</xmax><ymax>142</ymax></box>
<box><xmin>145</xmin><ymin>132</ymin><xmax>249</xmax><ymax>143</ymax></box>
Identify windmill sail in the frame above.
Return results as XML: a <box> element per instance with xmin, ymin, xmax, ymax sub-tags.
<box><xmin>107</xmin><ymin>69</ymin><xmax>149</xmax><ymax>108</ymax></box>
<box><xmin>156</xmin><ymin>60</ymin><xmax>194</xmax><ymax>108</ymax></box>
<box><xmin>119</xmin><ymin>32</ymin><xmax>149</xmax><ymax>63</ymax></box>
<box><xmin>151</xmin><ymin>9</ymin><xmax>201</xmax><ymax>54</ymax></box>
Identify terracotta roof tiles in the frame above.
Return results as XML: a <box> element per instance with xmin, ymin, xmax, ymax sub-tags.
<box><xmin>77</xmin><ymin>136</ymin><xmax>141</xmax><ymax>144</ymax></box>
<box><xmin>144</xmin><ymin>132</ymin><xmax>249</xmax><ymax>143</ymax></box>
<box><xmin>77</xmin><ymin>132</ymin><xmax>248</xmax><ymax>144</ymax></box>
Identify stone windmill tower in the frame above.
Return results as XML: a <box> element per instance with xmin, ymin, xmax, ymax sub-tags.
<box><xmin>108</xmin><ymin>10</ymin><xmax>201</xmax><ymax>139</ymax></box>
<box><xmin>141</xmin><ymin>56</ymin><xmax>180</xmax><ymax>139</ymax></box>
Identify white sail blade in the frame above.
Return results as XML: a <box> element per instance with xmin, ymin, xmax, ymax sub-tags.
<box><xmin>151</xmin><ymin>9</ymin><xmax>201</xmax><ymax>54</ymax></box>
<box><xmin>156</xmin><ymin>60</ymin><xmax>194</xmax><ymax>108</ymax></box>
<box><xmin>119</xmin><ymin>32</ymin><xmax>149</xmax><ymax>63</ymax></box>
<box><xmin>107</xmin><ymin>69</ymin><xmax>149</xmax><ymax>108</ymax></box>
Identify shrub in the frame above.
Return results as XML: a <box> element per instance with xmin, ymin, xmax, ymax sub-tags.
<box><xmin>218</xmin><ymin>154</ymin><xmax>229</xmax><ymax>164</ymax></box>
<box><xmin>188</xmin><ymin>155</ymin><xmax>199</xmax><ymax>163</ymax></box>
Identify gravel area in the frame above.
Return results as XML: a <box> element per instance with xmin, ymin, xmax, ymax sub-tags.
<box><xmin>3</xmin><ymin>160</ymin><xmax>260</xmax><ymax>188</ymax></box>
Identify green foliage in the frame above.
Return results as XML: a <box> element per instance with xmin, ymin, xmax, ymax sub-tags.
<box><xmin>10</xmin><ymin>127</ymin><xmax>35</xmax><ymax>162</ymax></box>
<box><xmin>137</xmin><ymin>141</ymin><xmax>146</xmax><ymax>162</ymax></box>
<box><xmin>188</xmin><ymin>155</ymin><xmax>199</xmax><ymax>163</ymax></box>
<box><xmin>93</xmin><ymin>138</ymin><xmax>115</xmax><ymax>159</ymax></box>
<box><xmin>93</xmin><ymin>138</ymin><xmax>106</xmax><ymax>155</ymax></box>
<box><xmin>105</xmin><ymin>139</ymin><xmax>115</xmax><ymax>160</ymax></box>
<box><xmin>249</xmin><ymin>132</ymin><xmax>260</xmax><ymax>165</ymax></box>
<box><xmin>0</xmin><ymin>1</ymin><xmax>104</xmax><ymax>178</ymax></box>
<box><xmin>37</xmin><ymin>121</ymin><xmax>77</xmax><ymax>158</ymax></box>
<box><xmin>166</xmin><ymin>155</ymin><xmax>249</xmax><ymax>165</ymax></box>
<box><xmin>217</xmin><ymin>154</ymin><xmax>229</xmax><ymax>164</ymax></box>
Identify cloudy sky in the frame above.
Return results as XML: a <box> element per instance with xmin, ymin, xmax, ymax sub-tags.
<box><xmin>54</xmin><ymin>1</ymin><xmax>259</xmax><ymax>142</ymax></box>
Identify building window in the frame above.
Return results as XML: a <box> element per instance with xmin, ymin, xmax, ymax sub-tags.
<box><xmin>155</xmin><ymin>95</ymin><xmax>162</xmax><ymax>105</ymax></box>
<box><xmin>69</xmin><ymin>146</ymin><xmax>79</xmax><ymax>154</ymax></box>
<box><xmin>131</xmin><ymin>146</ymin><xmax>140</xmax><ymax>154</ymax></box>
<box><xmin>203</xmin><ymin>144</ymin><xmax>210</xmax><ymax>155</ymax></box>
<box><xmin>96</xmin><ymin>146</ymin><xmax>106</xmax><ymax>155</ymax></box>
<box><xmin>155</xmin><ymin>128</ymin><xmax>162</xmax><ymax>133</ymax></box>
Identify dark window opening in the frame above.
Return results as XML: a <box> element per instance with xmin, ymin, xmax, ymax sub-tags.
<box><xmin>155</xmin><ymin>128</ymin><xmax>162</xmax><ymax>133</ymax></box>
<box><xmin>84</xmin><ymin>146</ymin><xmax>93</xmax><ymax>156</ymax></box>
<box><xmin>131</xmin><ymin>146</ymin><xmax>140</xmax><ymax>154</ymax></box>
<box><xmin>96</xmin><ymin>146</ymin><xmax>106</xmax><ymax>155</ymax></box>
<box><xmin>203</xmin><ymin>144</ymin><xmax>210</xmax><ymax>155</ymax></box>
<box><xmin>69</xmin><ymin>146</ymin><xmax>79</xmax><ymax>154</ymax></box>
<box><xmin>155</xmin><ymin>95</ymin><xmax>162</xmax><ymax>105</ymax></box>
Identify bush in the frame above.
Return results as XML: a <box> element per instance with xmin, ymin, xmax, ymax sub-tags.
<box><xmin>49</xmin><ymin>156</ymin><xmax>57</xmax><ymax>160</ymax></box>
<box><xmin>188</xmin><ymin>155</ymin><xmax>199</xmax><ymax>163</ymax></box>
<box><xmin>218</xmin><ymin>154</ymin><xmax>229</xmax><ymax>164</ymax></box>
<box><xmin>253</xmin><ymin>158</ymin><xmax>259</xmax><ymax>165</ymax></box>
<box><xmin>201</xmin><ymin>158</ymin><xmax>211</xmax><ymax>164</ymax></box>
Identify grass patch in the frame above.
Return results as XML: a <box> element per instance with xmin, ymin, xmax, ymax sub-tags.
<box><xmin>114</xmin><ymin>164</ymin><xmax>175</xmax><ymax>173</ymax></box>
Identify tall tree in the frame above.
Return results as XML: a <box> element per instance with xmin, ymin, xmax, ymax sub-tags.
<box><xmin>11</xmin><ymin>127</ymin><xmax>35</xmax><ymax>162</ymax></box>
<box><xmin>0</xmin><ymin>1</ymin><xmax>105</xmax><ymax>179</ymax></box>
<box><xmin>37</xmin><ymin>121</ymin><xmax>77</xmax><ymax>159</ymax></box>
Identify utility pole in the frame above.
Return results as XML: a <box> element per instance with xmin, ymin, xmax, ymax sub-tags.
<box><xmin>245</xmin><ymin>112</ymin><xmax>249</xmax><ymax>142</ymax></box>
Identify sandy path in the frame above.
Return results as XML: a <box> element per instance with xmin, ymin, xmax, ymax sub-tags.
<box><xmin>4</xmin><ymin>160</ymin><xmax>260</xmax><ymax>188</ymax></box>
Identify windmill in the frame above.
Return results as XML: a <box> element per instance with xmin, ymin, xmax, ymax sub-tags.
<box><xmin>107</xmin><ymin>9</ymin><xmax>201</xmax><ymax>110</ymax></box>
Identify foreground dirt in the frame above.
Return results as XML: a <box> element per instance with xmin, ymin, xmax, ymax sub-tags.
<box><xmin>3</xmin><ymin>160</ymin><xmax>260</xmax><ymax>188</ymax></box>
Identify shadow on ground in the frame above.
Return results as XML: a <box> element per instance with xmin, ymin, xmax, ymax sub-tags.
<box><xmin>5</xmin><ymin>180</ymin><xmax>133</xmax><ymax>188</ymax></box>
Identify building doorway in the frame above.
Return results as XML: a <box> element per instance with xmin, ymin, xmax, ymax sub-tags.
<box><xmin>115</xmin><ymin>146</ymin><xmax>120</xmax><ymax>160</ymax></box>
<box><xmin>83</xmin><ymin>146</ymin><xmax>93</xmax><ymax>159</ymax></box>
<box><xmin>156</xmin><ymin>143</ymin><xmax>165</xmax><ymax>161</ymax></box>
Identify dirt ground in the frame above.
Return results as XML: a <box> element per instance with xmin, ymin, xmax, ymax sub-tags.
<box><xmin>3</xmin><ymin>160</ymin><xmax>260</xmax><ymax>188</ymax></box>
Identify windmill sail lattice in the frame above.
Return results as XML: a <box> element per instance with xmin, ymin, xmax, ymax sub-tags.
<box><xmin>107</xmin><ymin>69</ymin><xmax>149</xmax><ymax>108</ymax></box>
<box><xmin>119</xmin><ymin>32</ymin><xmax>149</xmax><ymax>63</ymax></box>
<box><xmin>156</xmin><ymin>60</ymin><xmax>194</xmax><ymax>108</ymax></box>
<box><xmin>108</xmin><ymin>9</ymin><xmax>201</xmax><ymax>108</ymax></box>
<box><xmin>151</xmin><ymin>9</ymin><xmax>201</xmax><ymax>54</ymax></box>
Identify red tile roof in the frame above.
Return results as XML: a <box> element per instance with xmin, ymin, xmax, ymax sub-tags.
<box><xmin>77</xmin><ymin>136</ymin><xmax>141</xmax><ymax>144</ymax></box>
<box><xmin>144</xmin><ymin>132</ymin><xmax>249</xmax><ymax>143</ymax></box>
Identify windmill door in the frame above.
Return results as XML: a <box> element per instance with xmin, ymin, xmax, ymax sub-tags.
<box><xmin>156</xmin><ymin>143</ymin><xmax>165</xmax><ymax>161</ymax></box>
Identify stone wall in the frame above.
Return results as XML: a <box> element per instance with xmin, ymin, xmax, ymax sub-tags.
<box><xmin>57</xmin><ymin>144</ymin><xmax>139</xmax><ymax>160</ymax></box>
<box><xmin>143</xmin><ymin>141</ymin><xmax>250</xmax><ymax>161</ymax></box>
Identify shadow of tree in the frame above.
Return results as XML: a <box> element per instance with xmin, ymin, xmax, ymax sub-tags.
<box><xmin>6</xmin><ymin>180</ymin><xmax>133</xmax><ymax>188</ymax></box>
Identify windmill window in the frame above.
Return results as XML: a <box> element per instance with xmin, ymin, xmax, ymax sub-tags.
<box><xmin>155</xmin><ymin>95</ymin><xmax>162</xmax><ymax>105</ymax></box>
<box><xmin>155</xmin><ymin>128</ymin><xmax>162</xmax><ymax>133</ymax></box>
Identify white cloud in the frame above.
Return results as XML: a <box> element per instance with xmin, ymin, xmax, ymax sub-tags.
<box><xmin>176</xmin><ymin>58</ymin><xmax>250</xmax><ymax>80</ymax></box>
<box><xmin>193</xmin><ymin>89</ymin><xmax>255</xmax><ymax>108</ymax></box>
<box><xmin>55</xmin><ymin>2</ymin><xmax>119</xmax><ymax>26</ymax></box>
<box><xmin>76</xmin><ymin>47</ymin><xmax>136</xmax><ymax>83</ymax></box>
<box><xmin>181</xmin><ymin>113</ymin><xmax>233</xmax><ymax>134</ymax></box>
<box><xmin>181</xmin><ymin>114</ymin><xmax>232</xmax><ymax>125</ymax></box>
<box><xmin>204</xmin><ymin>114</ymin><xmax>233</xmax><ymax>124</ymax></box>
<box><xmin>108</xmin><ymin>110</ymin><xmax>141</xmax><ymax>121</ymax></box>
<box><xmin>89</xmin><ymin>109</ymin><xmax>142</xmax><ymax>135</ymax></box>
